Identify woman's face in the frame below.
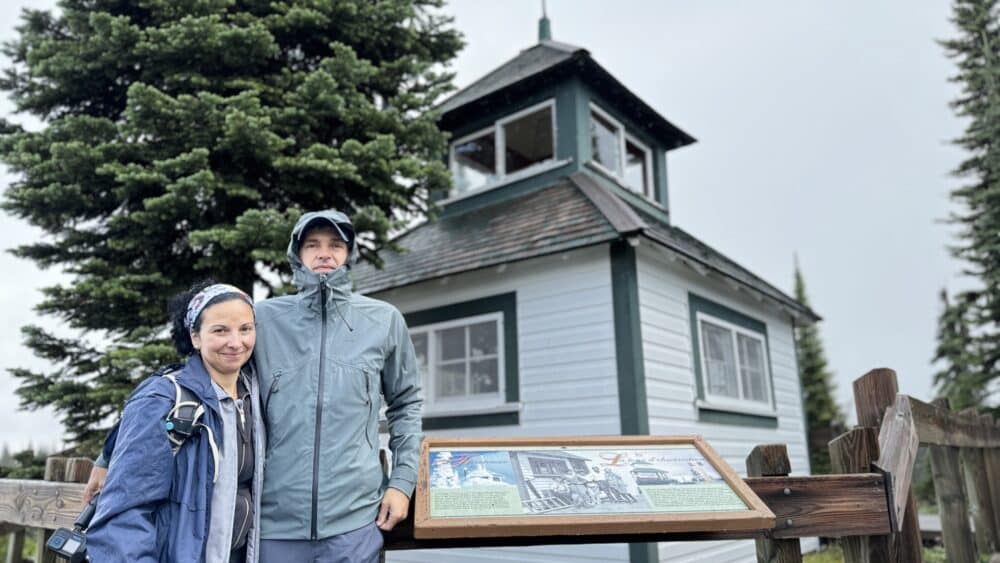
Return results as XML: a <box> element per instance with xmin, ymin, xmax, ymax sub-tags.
<box><xmin>190</xmin><ymin>299</ymin><xmax>256</xmax><ymax>379</ymax></box>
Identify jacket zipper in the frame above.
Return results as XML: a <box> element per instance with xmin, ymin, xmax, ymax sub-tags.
<box><xmin>311</xmin><ymin>284</ymin><xmax>328</xmax><ymax>541</ymax></box>
<box><xmin>364</xmin><ymin>374</ymin><xmax>373</xmax><ymax>449</ymax></box>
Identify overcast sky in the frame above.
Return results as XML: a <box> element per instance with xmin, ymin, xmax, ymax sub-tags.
<box><xmin>0</xmin><ymin>1</ymin><xmax>969</xmax><ymax>449</ymax></box>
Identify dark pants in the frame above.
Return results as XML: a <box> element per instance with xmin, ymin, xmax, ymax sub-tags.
<box><xmin>259</xmin><ymin>522</ymin><xmax>384</xmax><ymax>563</ymax></box>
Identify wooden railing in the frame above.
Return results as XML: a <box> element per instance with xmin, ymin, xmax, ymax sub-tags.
<box><xmin>1</xmin><ymin>367</ymin><xmax>996</xmax><ymax>562</ymax></box>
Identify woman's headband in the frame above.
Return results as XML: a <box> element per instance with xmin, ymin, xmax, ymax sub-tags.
<box><xmin>184</xmin><ymin>284</ymin><xmax>253</xmax><ymax>330</ymax></box>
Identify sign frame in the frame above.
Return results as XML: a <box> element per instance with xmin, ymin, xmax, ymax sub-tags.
<box><xmin>414</xmin><ymin>435</ymin><xmax>775</xmax><ymax>539</ymax></box>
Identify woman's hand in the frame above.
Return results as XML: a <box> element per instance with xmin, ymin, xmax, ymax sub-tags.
<box><xmin>83</xmin><ymin>466</ymin><xmax>108</xmax><ymax>504</ymax></box>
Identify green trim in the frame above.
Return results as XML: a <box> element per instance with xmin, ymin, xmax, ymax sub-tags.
<box><xmin>422</xmin><ymin>411</ymin><xmax>519</xmax><ymax>431</ymax></box>
<box><xmin>688</xmin><ymin>292</ymin><xmax>778</xmax><ymax>425</ymax></box>
<box><xmin>440</xmin><ymin>80</ymin><xmax>586</xmax><ymax>216</ymax></box>
<box><xmin>405</xmin><ymin>292</ymin><xmax>519</xmax><ymax>404</ymax></box>
<box><xmin>585</xmin><ymin>85</ymin><xmax>670</xmax><ymax>211</ymax></box>
<box><xmin>629</xmin><ymin>543</ymin><xmax>659</xmax><ymax>563</ymax></box>
<box><xmin>698</xmin><ymin>407</ymin><xmax>779</xmax><ymax>429</ymax></box>
<box><xmin>610</xmin><ymin>240</ymin><xmax>649</xmax><ymax>436</ymax></box>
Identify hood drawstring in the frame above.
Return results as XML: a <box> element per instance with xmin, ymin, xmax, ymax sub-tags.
<box><xmin>332</xmin><ymin>299</ymin><xmax>354</xmax><ymax>332</ymax></box>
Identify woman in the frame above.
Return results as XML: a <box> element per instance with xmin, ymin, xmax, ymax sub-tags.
<box><xmin>87</xmin><ymin>282</ymin><xmax>265</xmax><ymax>563</ymax></box>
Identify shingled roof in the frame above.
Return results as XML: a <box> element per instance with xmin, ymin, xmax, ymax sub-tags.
<box><xmin>435</xmin><ymin>41</ymin><xmax>696</xmax><ymax>150</ymax></box>
<box><xmin>351</xmin><ymin>173</ymin><xmax>819</xmax><ymax>323</ymax></box>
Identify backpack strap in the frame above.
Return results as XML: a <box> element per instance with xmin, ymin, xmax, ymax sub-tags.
<box><xmin>162</xmin><ymin>372</ymin><xmax>220</xmax><ymax>483</ymax></box>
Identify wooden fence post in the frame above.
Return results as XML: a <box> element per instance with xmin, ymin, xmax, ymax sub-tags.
<box><xmin>980</xmin><ymin>414</ymin><xmax>1000</xmax><ymax>541</ymax></box>
<box><xmin>746</xmin><ymin>444</ymin><xmax>801</xmax><ymax>563</ymax></box>
<box><xmin>959</xmin><ymin>408</ymin><xmax>1000</xmax><ymax>554</ymax></box>
<box><xmin>927</xmin><ymin>398</ymin><xmax>976</xmax><ymax>563</ymax></box>
<box><xmin>5</xmin><ymin>529</ymin><xmax>25</xmax><ymax>563</ymax></box>
<box><xmin>829</xmin><ymin>427</ymin><xmax>888</xmax><ymax>563</ymax></box>
<box><xmin>852</xmin><ymin>369</ymin><xmax>922</xmax><ymax>563</ymax></box>
<box><xmin>32</xmin><ymin>457</ymin><xmax>65</xmax><ymax>563</ymax></box>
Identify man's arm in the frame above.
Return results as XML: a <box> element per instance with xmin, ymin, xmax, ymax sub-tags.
<box><xmin>377</xmin><ymin>308</ymin><xmax>423</xmax><ymax>530</ymax></box>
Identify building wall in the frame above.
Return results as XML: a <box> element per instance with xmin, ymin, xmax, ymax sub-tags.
<box><xmin>635</xmin><ymin>243</ymin><xmax>818</xmax><ymax>562</ymax></box>
<box><xmin>373</xmin><ymin>244</ymin><xmax>631</xmax><ymax>563</ymax></box>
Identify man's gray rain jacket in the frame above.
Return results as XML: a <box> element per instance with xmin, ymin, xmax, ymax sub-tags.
<box><xmin>254</xmin><ymin>209</ymin><xmax>423</xmax><ymax>540</ymax></box>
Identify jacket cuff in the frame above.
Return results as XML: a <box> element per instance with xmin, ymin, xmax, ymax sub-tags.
<box><xmin>388</xmin><ymin>473</ymin><xmax>417</xmax><ymax>498</ymax></box>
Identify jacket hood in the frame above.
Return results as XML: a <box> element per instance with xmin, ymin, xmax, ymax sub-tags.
<box><xmin>287</xmin><ymin>209</ymin><xmax>358</xmax><ymax>299</ymax></box>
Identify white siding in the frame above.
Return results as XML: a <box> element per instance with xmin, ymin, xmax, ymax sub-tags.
<box><xmin>373</xmin><ymin>245</ymin><xmax>630</xmax><ymax>563</ymax></box>
<box><xmin>636</xmin><ymin>244</ymin><xmax>819</xmax><ymax>561</ymax></box>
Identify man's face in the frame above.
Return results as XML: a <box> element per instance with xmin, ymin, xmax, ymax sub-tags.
<box><xmin>299</xmin><ymin>226</ymin><xmax>349</xmax><ymax>274</ymax></box>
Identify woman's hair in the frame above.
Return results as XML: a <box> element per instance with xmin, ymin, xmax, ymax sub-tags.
<box><xmin>167</xmin><ymin>279</ymin><xmax>251</xmax><ymax>356</ymax></box>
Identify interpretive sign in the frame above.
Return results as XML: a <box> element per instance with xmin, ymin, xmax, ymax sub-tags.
<box><xmin>414</xmin><ymin>436</ymin><xmax>774</xmax><ymax>539</ymax></box>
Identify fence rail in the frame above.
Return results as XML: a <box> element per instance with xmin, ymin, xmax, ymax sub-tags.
<box><xmin>0</xmin><ymin>367</ymin><xmax>997</xmax><ymax>562</ymax></box>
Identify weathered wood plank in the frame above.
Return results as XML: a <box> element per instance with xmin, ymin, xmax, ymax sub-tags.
<box><xmin>907</xmin><ymin>397</ymin><xmax>1000</xmax><ymax>448</ymax></box>
<box><xmin>0</xmin><ymin>473</ymin><xmax>890</xmax><ymax>548</ymax></box>
<box><xmin>981</xmin><ymin>415</ymin><xmax>1000</xmax><ymax>540</ymax></box>
<box><xmin>747</xmin><ymin>444</ymin><xmax>802</xmax><ymax>563</ymax></box>
<box><xmin>830</xmin><ymin>427</ymin><xmax>891</xmax><ymax>563</ymax></box>
<box><xmin>929</xmin><ymin>437</ymin><xmax>977</xmax><ymax>561</ymax></box>
<box><xmin>748</xmin><ymin>474</ymin><xmax>890</xmax><ymax>538</ymax></box>
<box><xmin>960</xmin><ymin>408</ymin><xmax>1000</xmax><ymax>555</ymax></box>
<box><xmin>63</xmin><ymin>458</ymin><xmax>93</xmax><ymax>485</ymax></box>
<box><xmin>873</xmin><ymin>396</ymin><xmax>920</xmax><ymax>532</ymax></box>
<box><xmin>852</xmin><ymin>368</ymin><xmax>923</xmax><ymax>563</ymax></box>
<box><xmin>0</xmin><ymin>480</ymin><xmax>84</xmax><ymax>531</ymax></box>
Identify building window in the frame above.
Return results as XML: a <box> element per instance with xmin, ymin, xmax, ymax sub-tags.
<box><xmin>405</xmin><ymin>293</ymin><xmax>519</xmax><ymax>429</ymax></box>
<box><xmin>411</xmin><ymin>313</ymin><xmax>503</xmax><ymax>406</ymax></box>
<box><xmin>689</xmin><ymin>294</ymin><xmax>776</xmax><ymax>419</ymax></box>
<box><xmin>589</xmin><ymin>104</ymin><xmax>653</xmax><ymax>198</ymax></box>
<box><xmin>450</xmin><ymin>100</ymin><xmax>555</xmax><ymax>195</ymax></box>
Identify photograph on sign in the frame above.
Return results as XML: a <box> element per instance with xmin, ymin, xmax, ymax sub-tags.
<box><xmin>428</xmin><ymin>445</ymin><xmax>745</xmax><ymax>518</ymax></box>
<box><xmin>415</xmin><ymin>436</ymin><xmax>774</xmax><ymax>539</ymax></box>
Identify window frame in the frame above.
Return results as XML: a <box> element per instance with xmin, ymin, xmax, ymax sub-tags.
<box><xmin>449</xmin><ymin>99</ymin><xmax>557</xmax><ymax>195</ymax></box>
<box><xmin>687</xmin><ymin>293</ymin><xmax>778</xmax><ymax>424</ymax></box>
<box><xmin>404</xmin><ymin>293</ymin><xmax>520</xmax><ymax>429</ymax></box>
<box><xmin>694</xmin><ymin>311</ymin><xmax>774</xmax><ymax>412</ymax></box>
<box><xmin>588</xmin><ymin>103</ymin><xmax>654</xmax><ymax>199</ymax></box>
<box><xmin>410</xmin><ymin>311</ymin><xmax>506</xmax><ymax>412</ymax></box>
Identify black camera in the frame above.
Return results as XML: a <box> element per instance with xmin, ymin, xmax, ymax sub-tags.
<box><xmin>46</xmin><ymin>492</ymin><xmax>99</xmax><ymax>562</ymax></box>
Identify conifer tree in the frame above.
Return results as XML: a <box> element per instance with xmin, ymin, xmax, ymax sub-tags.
<box><xmin>794</xmin><ymin>262</ymin><xmax>845</xmax><ymax>475</ymax></box>
<box><xmin>938</xmin><ymin>0</ymin><xmax>1000</xmax><ymax>411</ymax></box>
<box><xmin>1</xmin><ymin>0</ymin><xmax>462</xmax><ymax>452</ymax></box>
<box><xmin>933</xmin><ymin>289</ymin><xmax>985</xmax><ymax>410</ymax></box>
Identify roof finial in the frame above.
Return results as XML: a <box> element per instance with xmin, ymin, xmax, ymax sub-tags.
<box><xmin>538</xmin><ymin>0</ymin><xmax>552</xmax><ymax>42</ymax></box>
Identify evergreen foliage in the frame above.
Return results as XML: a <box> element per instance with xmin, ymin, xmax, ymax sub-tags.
<box><xmin>1</xmin><ymin>0</ymin><xmax>462</xmax><ymax>452</ymax></box>
<box><xmin>0</xmin><ymin>447</ymin><xmax>48</xmax><ymax>479</ymax></box>
<box><xmin>932</xmin><ymin>289</ymin><xmax>986</xmax><ymax>410</ymax></box>
<box><xmin>937</xmin><ymin>0</ymin><xmax>1000</xmax><ymax>414</ymax></box>
<box><xmin>793</xmin><ymin>263</ymin><xmax>845</xmax><ymax>475</ymax></box>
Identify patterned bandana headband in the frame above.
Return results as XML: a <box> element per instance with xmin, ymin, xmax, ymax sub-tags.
<box><xmin>184</xmin><ymin>284</ymin><xmax>254</xmax><ymax>330</ymax></box>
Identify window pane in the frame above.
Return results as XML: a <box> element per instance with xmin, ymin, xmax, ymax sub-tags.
<box><xmin>470</xmin><ymin>358</ymin><xmax>499</xmax><ymax>394</ymax></box>
<box><xmin>436</xmin><ymin>326</ymin><xmax>466</xmax><ymax>362</ymax></box>
<box><xmin>503</xmin><ymin>106</ymin><xmax>554</xmax><ymax>174</ymax></box>
<box><xmin>411</xmin><ymin>332</ymin><xmax>428</xmax><ymax>391</ymax></box>
<box><xmin>469</xmin><ymin>320</ymin><xmax>498</xmax><ymax>357</ymax></box>
<box><xmin>738</xmin><ymin>334</ymin><xmax>768</xmax><ymax>403</ymax></box>
<box><xmin>701</xmin><ymin>321</ymin><xmax>738</xmax><ymax>398</ymax></box>
<box><xmin>436</xmin><ymin>361</ymin><xmax>466</xmax><ymax>398</ymax></box>
<box><xmin>590</xmin><ymin>111</ymin><xmax>620</xmax><ymax>173</ymax></box>
<box><xmin>453</xmin><ymin>132</ymin><xmax>496</xmax><ymax>193</ymax></box>
<box><xmin>624</xmin><ymin>138</ymin><xmax>649</xmax><ymax>196</ymax></box>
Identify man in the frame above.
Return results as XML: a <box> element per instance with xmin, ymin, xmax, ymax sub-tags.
<box><xmin>86</xmin><ymin>210</ymin><xmax>423</xmax><ymax>562</ymax></box>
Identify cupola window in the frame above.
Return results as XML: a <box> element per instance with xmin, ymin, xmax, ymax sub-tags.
<box><xmin>590</xmin><ymin>104</ymin><xmax>653</xmax><ymax>198</ymax></box>
<box><xmin>450</xmin><ymin>100</ymin><xmax>556</xmax><ymax>195</ymax></box>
